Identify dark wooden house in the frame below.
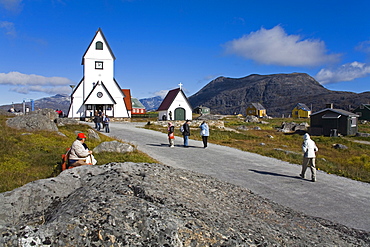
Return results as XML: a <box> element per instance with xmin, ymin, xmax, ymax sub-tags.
<box><xmin>309</xmin><ymin>104</ymin><xmax>359</xmax><ymax>136</ymax></box>
<box><xmin>353</xmin><ymin>104</ymin><xmax>370</xmax><ymax>121</ymax></box>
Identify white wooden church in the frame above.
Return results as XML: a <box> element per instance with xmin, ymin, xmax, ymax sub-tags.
<box><xmin>67</xmin><ymin>28</ymin><xmax>129</xmax><ymax>119</ymax></box>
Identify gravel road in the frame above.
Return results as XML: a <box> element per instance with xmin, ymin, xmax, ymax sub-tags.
<box><xmin>101</xmin><ymin>121</ymin><xmax>370</xmax><ymax>232</ymax></box>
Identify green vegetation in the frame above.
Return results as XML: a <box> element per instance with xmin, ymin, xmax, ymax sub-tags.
<box><xmin>0</xmin><ymin>114</ymin><xmax>157</xmax><ymax>193</ymax></box>
<box><xmin>145</xmin><ymin>116</ymin><xmax>370</xmax><ymax>183</ymax></box>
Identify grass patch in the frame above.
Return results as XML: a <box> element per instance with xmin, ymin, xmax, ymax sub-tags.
<box><xmin>0</xmin><ymin>114</ymin><xmax>156</xmax><ymax>193</ymax></box>
<box><xmin>145</xmin><ymin>116</ymin><xmax>370</xmax><ymax>183</ymax></box>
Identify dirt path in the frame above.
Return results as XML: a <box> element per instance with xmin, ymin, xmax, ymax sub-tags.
<box><xmin>102</xmin><ymin>121</ymin><xmax>370</xmax><ymax>232</ymax></box>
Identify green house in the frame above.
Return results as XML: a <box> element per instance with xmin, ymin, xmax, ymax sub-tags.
<box><xmin>193</xmin><ymin>106</ymin><xmax>210</xmax><ymax>115</ymax></box>
<box><xmin>353</xmin><ymin>104</ymin><xmax>370</xmax><ymax>121</ymax></box>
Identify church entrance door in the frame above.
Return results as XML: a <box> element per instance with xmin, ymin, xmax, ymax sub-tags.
<box><xmin>174</xmin><ymin>108</ymin><xmax>185</xmax><ymax>120</ymax></box>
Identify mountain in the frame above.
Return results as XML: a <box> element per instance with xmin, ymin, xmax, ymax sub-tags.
<box><xmin>139</xmin><ymin>96</ymin><xmax>163</xmax><ymax>111</ymax></box>
<box><xmin>188</xmin><ymin>73</ymin><xmax>370</xmax><ymax>117</ymax></box>
<box><xmin>0</xmin><ymin>94</ymin><xmax>71</xmax><ymax>114</ymax></box>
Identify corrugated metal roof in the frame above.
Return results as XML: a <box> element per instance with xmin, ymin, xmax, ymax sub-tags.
<box><xmin>250</xmin><ymin>103</ymin><xmax>265</xmax><ymax>110</ymax></box>
<box><xmin>131</xmin><ymin>97</ymin><xmax>145</xmax><ymax>109</ymax></box>
<box><xmin>311</xmin><ymin>108</ymin><xmax>359</xmax><ymax>117</ymax></box>
<box><xmin>295</xmin><ymin>103</ymin><xmax>310</xmax><ymax>111</ymax></box>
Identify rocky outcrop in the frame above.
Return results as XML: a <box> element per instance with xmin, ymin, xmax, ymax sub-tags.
<box><xmin>93</xmin><ymin>141</ymin><xmax>135</xmax><ymax>153</ymax></box>
<box><xmin>278</xmin><ymin>122</ymin><xmax>309</xmax><ymax>133</ymax></box>
<box><xmin>54</xmin><ymin>117</ymin><xmax>80</xmax><ymax>126</ymax></box>
<box><xmin>6</xmin><ymin>113</ymin><xmax>58</xmax><ymax>131</ymax></box>
<box><xmin>0</xmin><ymin>163</ymin><xmax>368</xmax><ymax>246</ymax></box>
<box><xmin>31</xmin><ymin>108</ymin><xmax>59</xmax><ymax>121</ymax></box>
<box><xmin>6</xmin><ymin>108</ymin><xmax>86</xmax><ymax>132</ymax></box>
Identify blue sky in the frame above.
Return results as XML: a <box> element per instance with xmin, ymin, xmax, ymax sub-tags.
<box><xmin>0</xmin><ymin>0</ymin><xmax>370</xmax><ymax>105</ymax></box>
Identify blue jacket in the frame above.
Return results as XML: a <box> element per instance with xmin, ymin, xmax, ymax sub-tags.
<box><xmin>200</xmin><ymin>123</ymin><xmax>209</xmax><ymax>136</ymax></box>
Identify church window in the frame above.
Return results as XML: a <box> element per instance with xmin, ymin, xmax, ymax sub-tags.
<box><xmin>96</xmin><ymin>41</ymin><xmax>103</xmax><ymax>50</ymax></box>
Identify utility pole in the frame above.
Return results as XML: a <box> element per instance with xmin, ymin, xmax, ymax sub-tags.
<box><xmin>70</xmin><ymin>85</ymin><xmax>75</xmax><ymax>118</ymax></box>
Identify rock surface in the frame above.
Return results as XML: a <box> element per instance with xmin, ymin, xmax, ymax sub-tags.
<box><xmin>6</xmin><ymin>113</ymin><xmax>58</xmax><ymax>131</ymax></box>
<box><xmin>0</xmin><ymin>163</ymin><xmax>368</xmax><ymax>246</ymax></box>
<box><xmin>93</xmin><ymin>141</ymin><xmax>135</xmax><ymax>153</ymax></box>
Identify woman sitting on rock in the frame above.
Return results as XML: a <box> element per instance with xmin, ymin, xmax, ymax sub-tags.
<box><xmin>68</xmin><ymin>133</ymin><xmax>94</xmax><ymax>167</ymax></box>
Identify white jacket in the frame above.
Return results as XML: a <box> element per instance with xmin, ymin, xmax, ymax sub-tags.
<box><xmin>69</xmin><ymin>140</ymin><xmax>90</xmax><ymax>160</ymax></box>
<box><xmin>302</xmin><ymin>134</ymin><xmax>318</xmax><ymax>158</ymax></box>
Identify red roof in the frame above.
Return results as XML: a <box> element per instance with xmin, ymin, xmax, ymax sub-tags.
<box><xmin>122</xmin><ymin>89</ymin><xmax>132</xmax><ymax>111</ymax></box>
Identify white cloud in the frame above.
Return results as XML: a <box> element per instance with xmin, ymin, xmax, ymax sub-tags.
<box><xmin>356</xmin><ymin>40</ymin><xmax>370</xmax><ymax>54</ymax></box>
<box><xmin>0</xmin><ymin>21</ymin><xmax>16</xmax><ymax>37</ymax></box>
<box><xmin>153</xmin><ymin>90</ymin><xmax>168</xmax><ymax>98</ymax></box>
<box><xmin>0</xmin><ymin>71</ymin><xmax>74</xmax><ymax>94</ymax></box>
<box><xmin>224</xmin><ymin>25</ymin><xmax>340</xmax><ymax>67</ymax></box>
<box><xmin>315</xmin><ymin>61</ymin><xmax>370</xmax><ymax>84</ymax></box>
<box><xmin>0</xmin><ymin>0</ymin><xmax>23</xmax><ymax>13</ymax></box>
<box><xmin>10</xmin><ymin>85</ymin><xmax>71</xmax><ymax>95</ymax></box>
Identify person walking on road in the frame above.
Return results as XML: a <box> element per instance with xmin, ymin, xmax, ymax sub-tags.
<box><xmin>182</xmin><ymin>120</ymin><xmax>191</xmax><ymax>147</ymax></box>
<box><xmin>300</xmin><ymin>133</ymin><xmax>318</xmax><ymax>182</ymax></box>
<box><xmin>103</xmin><ymin>114</ymin><xmax>110</xmax><ymax>133</ymax></box>
<box><xmin>167</xmin><ymin>122</ymin><xmax>175</xmax><ymax>147</ymax></box>
<box><xmin>199</xmin><ymin>121</ymin><xmax>209</xmax><ymax>148</ymax></box>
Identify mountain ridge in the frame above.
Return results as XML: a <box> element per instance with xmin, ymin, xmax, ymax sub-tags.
<box><xmin>188</xmin><ymin>73</ymin><xmax>370</xmax><ymax>117</ymax></box>
<box><xmin>1</xmin><ymin>73</ymin><xmax>369</xmax><ymax>117</ymax></box>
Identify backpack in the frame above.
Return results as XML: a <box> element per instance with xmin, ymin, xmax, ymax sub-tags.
<box><xmin>180</xmin><ymin>125</ymin><xmax>184</xmax><ymax>133</ymax></box>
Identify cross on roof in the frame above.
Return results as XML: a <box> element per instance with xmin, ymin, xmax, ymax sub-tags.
<box><xmin>178</xmin><ymin>82</ymin><xmax>183</xmax><ymax>90</ymax></box>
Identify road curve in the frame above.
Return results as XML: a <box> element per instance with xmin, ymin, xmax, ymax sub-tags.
<box><xmin>98</xmin><ymin>121</ymin><xmax>370</xmax><ymax>232</ymax></box>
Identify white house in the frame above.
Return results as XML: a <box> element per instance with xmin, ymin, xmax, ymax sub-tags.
<box><xmin>157</xmin><ymin>87</ymin><xmax>192</xmax><ymax>121</ymax></box>
<box><xmin>68</xmin><ymin>28</ymin><xmax>129</xmax><ymax>119</ymax></box>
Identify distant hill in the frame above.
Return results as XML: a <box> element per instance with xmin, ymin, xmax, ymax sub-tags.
<box><xmin>139</xmin><ymin>96</ymin><xmax>163</xmax><ymax>111</ymax></box>
<box><xmin>188</xmin><ymin>73</ymin><xmax>370</xmax><ymax>117</ymax></box>
<box><xmin>0</xmin><ymin>94</ymin><xmax>163</xmax><ymax>115</ymax></box>
<box><xmin>3</xmin><ymin>73</ymin><xmax>368</xmax><ymax>117</ymax></box>
<box><xmin>0</xmin><ymin>94</ymin><xmax>70</xmax><ymax>114</ymax></box>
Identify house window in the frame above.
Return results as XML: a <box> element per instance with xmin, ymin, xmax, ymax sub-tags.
<box><xmin>86</xmin><ymin>104</ymin><xmax>92</xmax><ymax>110</ymax></box>
<box><xmin>350</xmin><ymin>117</ymin><xmax>357</xmax><ymax>127</ymax></box>
<box><xmin>96</xmin><ymin>41</ymin><xmax>103</xmax><ymax>50</ymax></box>
<box><xmin>356</xmin><ymin>112</ymin><xmax>362</xmax><ymax>117</ymax></box>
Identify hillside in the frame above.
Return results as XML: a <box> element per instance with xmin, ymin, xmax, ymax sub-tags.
<box><xmin>188</xmin><ymin>73</ymin><xmax>370</xmax><ymax>117</ymax></box>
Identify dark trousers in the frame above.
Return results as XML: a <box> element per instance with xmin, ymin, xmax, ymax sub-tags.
<box><xmin>202</xmin><ymin>136</ymin><xmax>208</xmax><ymax>147</ymax></box>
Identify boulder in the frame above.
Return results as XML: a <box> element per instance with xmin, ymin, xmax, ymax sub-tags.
<box><xmin>54</xmin><ymin>118</ymin><xmax>80</xmax><ymax>126</ymax></box>
<box><xmin>31</xmin><ymin>108</ymin><xmax>59</xmax><ymax>121</ymax></box>
<box><xmin>6</xmin><ymin>114</ymin><xmax>58</xmax><ymax>131</ymax></box>
<box><xmin>245</xmin><ymin>115</ymin><xmax>259</xmax><ymax>123</ymax></box>
<box><xmin>279</xmin><ymin>122</ymin><xmax>308</xmax><ymax>133</ymax></box>
<box><xmin>332</xmin><ymin>143</ymin><xmax>348</xmax><ymax>149</ymax></box>
<box><xmin>236</xmin><ymin>125</ymin><xmax>249</xmax><ymax>131</ymax></box>
<box><xmin>87</xmin><ymin>129</ymin><xmax>101</xmax><ymax>141</ymax></box>
<box><xmin>356</xmin><ymin>132</ymin><xmax>370</xmax><ymax>137</ymax></box>
<box><xmin>0</xmin><ymin>163</ymin><xmax>368</xmax><ymax>246</ymax></box>
<box><xmin>93</xmin><ymin>141</ymin><xmax>135</xmax><ymax>153</ymax></box>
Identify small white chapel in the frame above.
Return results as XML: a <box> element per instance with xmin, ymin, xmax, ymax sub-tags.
<box><xmin>67</xmin><ymin>28</ymin><xmax>129</xmax><ymax>119</ymax></box>
<box><xmin>157</xmin><ymin>83</ymin><xmax>193</xmax><ymax>121</ymax></box>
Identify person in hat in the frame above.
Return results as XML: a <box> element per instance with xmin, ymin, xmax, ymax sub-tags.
<box><xmin>167</xmin><ymin>122</ymin><xmax>175</xmax><ymax>147</ymax></box>
<box><xmin>300</xmin><ymin>133</ymin><xmax>318</xmax><ymax>182</ymax></box>
<box><xmin>68</xmin><ymin>133</ymin><xmax>93</xmax><ymax>167</ymax></box>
